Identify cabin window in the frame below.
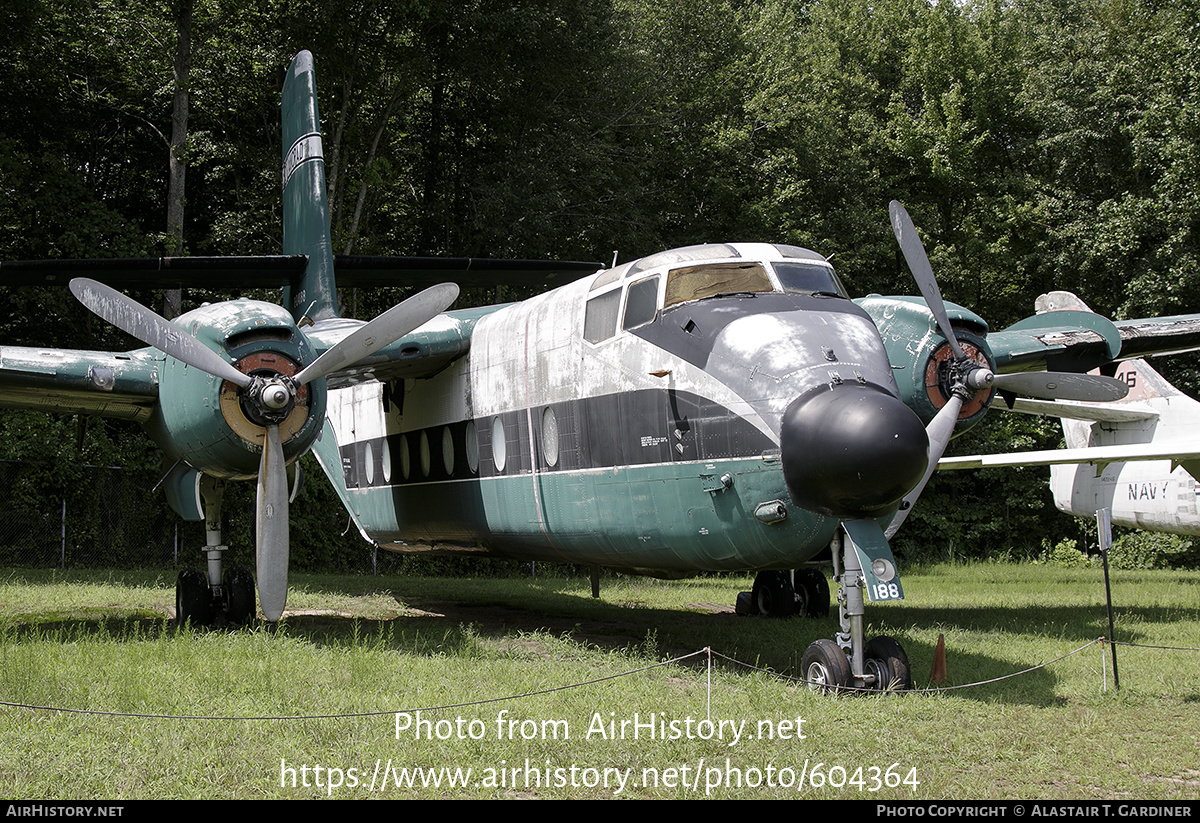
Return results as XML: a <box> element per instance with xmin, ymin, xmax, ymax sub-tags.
<box><xmin>364</xmin><ymin>442</ymin><xmax>375</xmax><ymax>485</ymax></box>
<box><xmin>442</xmin><ymin>427</ymin><xmax>455</xmax><ymax>476</ymax></box>
<box><xmin>542</xmin><ymin>406</ymin><xmax>560</xmax><ymax>467</ymax></box>
<box><xmin>492</xmin><ymin>416</ymin><xmax>507</xmax><ymax>471</ymax></box>
<box><xmin>400</xmin><ymin>434</ymin><xmax>412</xmax><ymax>480</ymax></box>
<box><xmin>419</xmin><ymin>431</ymin><xmax>431</xmax><ymax>478</ymax></box>
<box><xmin>664</xmin><ymin>262</ymin><xmax>773</xmax><ymax>308</ymax></box>
<box><xmin>381</xmin><ymin>439</ymin><xmax>392</xmax><ymax>483</ymax></box>
<box><xmin>622</xmin><ymin>276</ymin><xmax>660</xmax><ymax>330</ymax></box>
<box><xmin>466</xmin><ymin>420</ymin><xmax>480</xmax><ymax>474</ymax></box>
<box><xmin>583</xmin><ymin>289</ymin><xmax>621</xmax><ymax>343</ymax></box>
<box><xmin>774</xmin><ymin>261</ymin><xmax>846</xmax><ymax>297</ymax></box>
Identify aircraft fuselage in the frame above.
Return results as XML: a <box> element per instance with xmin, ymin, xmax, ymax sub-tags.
<box><xmin>325</xmin><ymin>243</ymin><xmax>928</xmax><ymax>573</ymax></box>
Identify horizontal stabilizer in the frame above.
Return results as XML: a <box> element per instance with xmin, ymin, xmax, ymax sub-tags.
<box><xmin>0</xmin><ymin>256</ymin><xmax>308</xmax><ymax>289</ymax></box>
<box><xmin>333</xmin><ymin>255</ymin><xmax>601</xmax><ymax>289</ymax></box>
<box><xmin>1</xmin><ymin>254</ymin><xmax>603</xmax><ymax>291</ymax></box>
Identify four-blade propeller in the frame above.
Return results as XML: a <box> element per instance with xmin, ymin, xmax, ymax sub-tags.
<box><xmin>69</xmin><ymin>278</ymin><xmax>459</xmax><ymax>621</ymax></box>
<box><xmin>884</xmin><ymin>201</ymin><xmax>1129</xmax><ymax>537</ymax></box>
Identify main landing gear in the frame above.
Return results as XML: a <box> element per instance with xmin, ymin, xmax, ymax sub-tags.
<box><xmin>175</xmin><ymin>477</ymin><xmax>257</xmax><ymax>627</ymax></box>
<box><xmin>738</xmin><ymin>568</ymin><xmax>831</xmax><ymax>618</ymax></box>
<box><xmin>799</xmin><ymin>530</ymin><xmax>910</xmax><ymax>693</ymax></box>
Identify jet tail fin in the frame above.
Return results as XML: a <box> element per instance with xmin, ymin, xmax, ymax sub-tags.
<box><xmin>281</xmin><ymin>50</ymin><xmax>338</xmax><ymax>323</ymax></box>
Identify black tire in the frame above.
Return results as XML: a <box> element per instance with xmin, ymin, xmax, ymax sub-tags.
<box><xmin>793</xmin><ymin>568</ymin><xmax>830</xmax><ymax>618</ymax></box>
<box><xmin>752</xmin><ymin>571</ymin><xmax>795</xmax><ymax>617</ymax></box>
<box><xmin>865</xmin><ymin>635</ymin><xmax>911</xmax><ymax>691</ymax></box>
<box><xmin>734</xmin><ymin>591</ymin><xmax>754</xmax><ymax>616</ymax></box>
<box><xmin>176</xmin><ymin>568</ymin><xmax>213</xmax><ymax>627</ymax></box>
<box><xmin>800</xmin><ymin>638</ymin><xmax>851</xmax><ymax>693</ymax></box>
<box><xmin>224</xmin><ymin>565</ymin><xmax>256</xmax><ymax>625</ymax></box>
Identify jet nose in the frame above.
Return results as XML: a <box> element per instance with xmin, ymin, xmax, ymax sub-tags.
<box><xmin>780</xmin><ymin>384</ymin><xmax>929</xmax><ymax>519</ymax></box>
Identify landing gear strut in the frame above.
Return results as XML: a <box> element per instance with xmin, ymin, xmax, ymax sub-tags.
<box><xmin>800</xmin><ymin>529</ymin><xmax>910</xmax><ymax>693</ymax></box>
<box><xmin>174</xmin><ymin>476</ymin><xmax>259</xmax><ymax>626</ymax></box>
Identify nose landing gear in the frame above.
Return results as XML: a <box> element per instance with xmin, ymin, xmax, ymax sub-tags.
<box><xmin>799</xmin><ymin>527</ymin><xmax>911</xmax><ymax>693</ymax></box>
<box><xmin>173</xmin><ymin>476</ymin><xmax>259</xmax><ymax>627</ymax></box>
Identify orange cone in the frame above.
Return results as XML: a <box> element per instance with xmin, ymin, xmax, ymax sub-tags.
<box><xmin>930</xmin><ymin>633</ymin><xmax>947</xmax><ymax>684</ymax></box>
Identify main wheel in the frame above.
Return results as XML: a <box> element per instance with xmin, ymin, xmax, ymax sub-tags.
<box><xmin>800</xmin><ymin>638</ymin><xmax>851</xmax><ymax>693</ymax></box>
<box><xmin>752</xmin><ymin>571</ymin><xmax>795</xmax><ymax>617</ymax></box>
<box><xmin>223</xmin><ymin>565</ymin><xmax>256</xmax><ymax>625</ymax></box>
<box><xmin>176</xmin><ymin>568</ymin><xmax>213</xmax><ymax>627</ymax></box>
<box><xmin>865</xmin><ymin>635</ymin><xmax>911</xmax><ymax>691</ymax></box>
<box><xmin>793</xmin><ymin>568</ymin><xmax>830</xmax><ymax>618</ymax></box>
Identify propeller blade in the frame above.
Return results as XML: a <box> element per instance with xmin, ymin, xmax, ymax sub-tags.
<box><xmin>990</xmin><ymin>371</ymin><xmax>1129</xmax><ymax>402</ymax></box>
<box><xmin>69</xmin><ymin>278</ymin><xmax>252</xmax><ymax>389</ymax></box>
<box><xmin>294</xmin><ymin>283</ymin><xmax>459</xmax><ymax>386</ymax></box>
<box><xmin>888</xmin><ymin>201</ymin><xmax>967</xmax><ymax>363</ymax></box>
<box><xmin>256</xmin><ymin>423</ymin><xmax>289</xmax><ymax>622</ymax></box>
<box><xmin>884</xmin><ymin>394</ymin><xmax>963</xmax><ymax>539</ymax></box>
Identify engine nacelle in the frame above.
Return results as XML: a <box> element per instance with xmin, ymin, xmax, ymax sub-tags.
<box><xmin>855</xmin><ymin>295</ymin><xmax>996</xmax><ymax>436</ymax></box>
<box><xmin>145</xmin><ymin>300</ymin><xmax>327</xmax><ymax>479</ymax></box>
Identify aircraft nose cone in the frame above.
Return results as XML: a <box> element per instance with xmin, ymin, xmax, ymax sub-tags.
<box><xmin>780</xmin><ymin>384</ymin><xmax>929</xmax><ymax>519</ymax></box>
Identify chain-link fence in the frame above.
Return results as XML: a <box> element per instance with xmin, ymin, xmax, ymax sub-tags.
<box><xmin>0</xmin><ymin>459</ymin><xmax>205</xmax><ymax>569</ymax></box>
<box><xmin>0</xmin><ymin>458</ymin><xmax>544</xmax><ymax>578</ymax></box>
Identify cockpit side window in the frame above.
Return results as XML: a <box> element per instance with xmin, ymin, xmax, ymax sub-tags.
<box><xmin>622</xmin><ymin>276</ymin><xmax>660</xmax><ymax>330</ymax></box>
<box><xmin>774</xmin><ymin>261</ymin><xmax>847</xmax><ymax>297</ymax></box>
<box><xmin>663</xmin><ymin>262</ymin><xmax>773</xmax><ymax>308</ymax></box>
<box><xmin>583</xmin><ymin>289</ymin><xmax>621</xmax><ymax>343</ymax></box>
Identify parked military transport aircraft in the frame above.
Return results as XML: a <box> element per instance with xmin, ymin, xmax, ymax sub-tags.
<box><xmin>4</xmin><ymin>51</ymin><xmax>1200</xmax><ymax>692</ymax></box>
<box><xmin>941</xmin><ymin>355</ymin><xmax>1200</xmax><ymax>535</ymax></box>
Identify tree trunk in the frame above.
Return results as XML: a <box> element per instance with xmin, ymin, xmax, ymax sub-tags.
<box><xmin>164</xmin><ymin>0</ymin><xmax>193</xmax><ymax>319</ymax></box>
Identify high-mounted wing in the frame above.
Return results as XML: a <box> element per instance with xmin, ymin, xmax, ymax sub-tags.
<box><xmin>988</xmin><ymin>290</ymin><xmax>1200</xmax><ymax>373</ymax></box>
<box><xmin>0</xmin><ymin>345</ymin><xmax>159</xmax><ymax>422</ymax></box>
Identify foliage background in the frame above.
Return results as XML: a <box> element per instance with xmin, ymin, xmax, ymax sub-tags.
<box><xmin>1</xmin><ymin>0</ymin><xmax>1197</xmax><ymax>569</ymax></box>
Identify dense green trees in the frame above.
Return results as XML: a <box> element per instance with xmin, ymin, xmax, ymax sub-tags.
<box><xmin>2</xmin><ymin>0</ymin><xmax>1197</xmax><ymax>563</ymax></box>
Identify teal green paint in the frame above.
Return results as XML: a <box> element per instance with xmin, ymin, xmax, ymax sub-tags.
<box><xmin>281</xmin><ymin>53</ymin><xmax>336</xmax><ymax>323</ymax></box>
<box><xmin>351</xmin><ymin>456</ymin><xmax>838</xmax><ymax>571</ymax></box>
<box><xmin>843</xmin><ymin>518</ymin><xmax>904</xmax><ymax>602</ymax></box>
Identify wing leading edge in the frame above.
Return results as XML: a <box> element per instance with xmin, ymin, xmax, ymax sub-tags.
<box><xmin>0</xmin><ymin>346</ymin><xmax>159</xmax><ymax>422</ymax></box>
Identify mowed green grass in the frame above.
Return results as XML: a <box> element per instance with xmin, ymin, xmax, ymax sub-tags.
<box><xmin>1</xmin><ymin>564</ymin><xmax>1197</xmax><ymax>799</ymax></box>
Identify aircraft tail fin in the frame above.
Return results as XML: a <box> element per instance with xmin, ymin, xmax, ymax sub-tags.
<box><xmin>281</xmin><ymin>50</ymin><xmax>338</xmax><ymax>323</ymax></box>
<box><xmin>1110</xmin><ymin>358</ymin><xmax>1180</xmax><ymax>401</ymax></box>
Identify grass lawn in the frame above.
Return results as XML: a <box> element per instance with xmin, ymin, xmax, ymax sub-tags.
<box><xmin>1</xmin><ymin>563</ymin><xmax>1197</xmax><ymax>799</ymax></box>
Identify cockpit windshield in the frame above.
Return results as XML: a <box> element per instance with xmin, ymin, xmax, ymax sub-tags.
<box><xmin>773</xmin><ymin>261</ymin><xmax>846</xmax><ymax>297</ymax></box>
<box><xmin>664</xmin><ymin>262</ymin><xmax>774</xmax><ymax>308</ymax></box>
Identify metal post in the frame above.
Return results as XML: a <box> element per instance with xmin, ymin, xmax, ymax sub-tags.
<box><xmin>60</xmin><ymin>499</ymin><xmax>67</xmax><ymax>566</ymax></box>
<box><xmin>1096</xmin><ymin>508</ymin><xmax>1120</xmax><ymax>690</ymax></box>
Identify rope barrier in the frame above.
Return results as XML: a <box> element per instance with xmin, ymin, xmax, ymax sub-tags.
<box><xmin>4</xmin><ymin>633</ymin><xmax>1195</xmax><ymax>720</ymax></box>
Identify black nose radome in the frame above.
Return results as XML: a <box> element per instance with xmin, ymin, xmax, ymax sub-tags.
<box><xmin>780</xmin><ymin>384</ymin><xmax>929</xmax><ymax>519</ymax></box>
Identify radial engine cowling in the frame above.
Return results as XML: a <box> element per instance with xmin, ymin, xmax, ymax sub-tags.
<box><xmin>147</xmin><ymin>300</ymin><xmax>327</xmax><ymax>479</ymax></box>
<box><xmin>855</xmin><ymin>295</ymin><xmax>996</xmax><ymax>433</ymax></box>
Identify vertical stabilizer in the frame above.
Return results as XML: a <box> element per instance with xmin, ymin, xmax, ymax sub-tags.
<box><xmin>281</xmin><ymin>50</ymin><xmax>338</xmax><ymax>322</ymax></box>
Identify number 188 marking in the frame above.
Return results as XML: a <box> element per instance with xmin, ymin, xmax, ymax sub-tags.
<box><xmin>871</xmin><ymin>582</ymin><xmax>901</xmax><ymax>600</ymax></box>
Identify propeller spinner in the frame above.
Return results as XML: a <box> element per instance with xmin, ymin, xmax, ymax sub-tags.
<box><xmin>69</xmin><ymin>278</ymin><xmax>459</xmax><ymax>621</ymax></box>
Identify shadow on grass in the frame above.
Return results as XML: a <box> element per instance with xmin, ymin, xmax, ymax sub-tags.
<box><xmin>10</xmin><ymin>569</ymin><xmax>1168</xmax><ymax>706</ymax></box>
